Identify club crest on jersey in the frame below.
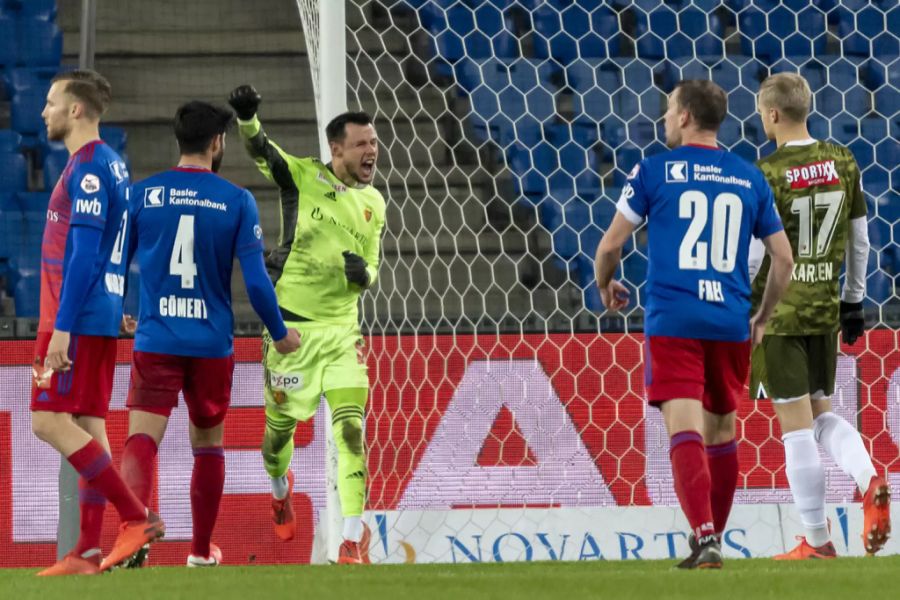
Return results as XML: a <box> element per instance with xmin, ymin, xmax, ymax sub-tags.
<box><xmin>144</xmin><ymin>186</ymin><xmax>166</xmax><ymax>208</ymax></box>
<box><xmin>80</xmin><ymin>174</ymin><xmax>100</xmax><ymax>193</ymax></box>
<box><xmin>665</xmin><ymin>161</ymin><xmax>688</xmax><ymax>183</ymax></box>
<box><xmin>254</xmin><ymin>225</ymin><xmax>262</xmax><ymax>239</ymax></box>
<box><xmin>786</xmin><ymin>160</ymin><xmax>839</xmax><ymax>189</ymax></box>
<box><xmin>364</xmin><ymin>208</ymin><xmax>372</xmax><ymax>222</ymax></box>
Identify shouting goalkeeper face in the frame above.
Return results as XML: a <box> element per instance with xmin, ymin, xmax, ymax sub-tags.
<box><xmin>326</xmin><ymin>111</ymin><xmax>379</xmax><ymax>186</ymax></box>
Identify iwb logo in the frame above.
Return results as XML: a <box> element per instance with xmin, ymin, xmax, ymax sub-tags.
<box><xmin>75</xmin><ymin>197</ymin><xmax>102</xmax><ymax>216</ymax></box>
<box><xmin>665</xmin><ymin>161</ymin><xmax>688</xmax><ymax>183</ymax></box>
<box><xmin>144</xmin><ymin>186</ymin><xmax>165</xmax><ymax>208</ymax></box>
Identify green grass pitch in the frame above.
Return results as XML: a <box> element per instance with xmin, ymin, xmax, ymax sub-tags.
<box><xmin>3</xmin><ymin>557</ymin><xmax>900</xmax><ymax>600</ymax></box>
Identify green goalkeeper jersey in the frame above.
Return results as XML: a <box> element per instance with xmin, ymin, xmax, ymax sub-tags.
<box><xmin>238</xmin><ymin>116</ymin><xmax>386</xmax><ymax>326</ymax></box>
<box><xmin>751</xmin><ymin>140</ymin><xmax>867</xmax><ymax>335</ymax></box>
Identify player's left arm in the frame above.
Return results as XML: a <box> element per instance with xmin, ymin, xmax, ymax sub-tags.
<box><xmin>46</xmin><ymin>164</ymin><xmax>111</xmax><ymax>370</ymax></box>
<box><xmin>840</xmin><ymin>159</ymin><xmax>870</xmax><ymax>345</ymax></box>
<box><xmin>344</xmin><ymin>197</ymin><xmax>385</xmax><ymax>290</ymax></box>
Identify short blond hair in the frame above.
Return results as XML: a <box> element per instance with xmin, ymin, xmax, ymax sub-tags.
<box><xmin>758</xmin><ymin>72</ymin><xmax>812</xmax><ymax>124</ymax></box>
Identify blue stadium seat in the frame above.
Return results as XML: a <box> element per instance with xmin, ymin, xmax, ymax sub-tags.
<box><xmin>13</xmin><ymin>274</ymin><xmax>39</xmax><ymax>317</ymax></box>
<box><xmin>42</xmin><ymin>149</ymin><xmax>67</xmax><ymax>189</ymax></box>
<box><xmin>0</xmin><ymin>205</ymin><xmax>24</xmax><ymax>263</ymax></box>
<box><xmin>0</xmin><ymin>151</ymin><xmax>27</xmax><ymax>191</ymax></box>
<box><xmin>0</xmin><ymin>129</ymin><xmax>22</xmax><ymax>152</ymax></box>
<box><xmin>100</xmin><ymin>126</ymin><xmax>128</xmax><ymax>154</ymax></box>
<box><xmin>0</xmin><ymin>16</ymin><xmax>15</xmax><ymax>69</ymax></box>
<box><xmin>16</xmin><ymin>18</ymin><xmax>62</xmax><ymax>67</ymax></box>
<box><xmin>20</xmin><ymin>0</ymin><xmax>57</xmax><ymax>21</ymax></box>
<box><xmin>9</xmin><ymin>66</ymin><xmax>56</xmax><ymax>94</ymax></box>
<box><xmin>10</xmin><ymin>90</ymin><xmax>46</xmax><ymax>137</ymax></box>
<box><xmin>17</xmin><ymin>192</ymin><xmax>50</xmax><ymax>217</ymax></box>
<box><xmin>532</xmin><ymin>4</ymin><xmax>621</xmax><ymax>62</ymax></box>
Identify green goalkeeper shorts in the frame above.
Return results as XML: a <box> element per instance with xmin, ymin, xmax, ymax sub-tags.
<box><xmin>750</xmin><ymin>333</ymin><xmax>838</xmax><ymax>402</ymax></box>
<box><xmin>262</xmin><ymin>321</ymin><xmax>369</xmax><ymax>421</ymax></box>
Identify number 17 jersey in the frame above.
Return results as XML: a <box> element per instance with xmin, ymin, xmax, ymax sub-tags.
<box><xmin>617</xmin><ymin>144</ymin><xmax>783</xmax><ymax>341</ymax></box>
<box><xmin>751</xmin><ymin>141</ymin><xmax>867</xmax><ymax>335</ymax></box>
<box><xmin>129</xmin><ymin>167</ymin><xmax>265</xmax><ymax>358</ymax></box>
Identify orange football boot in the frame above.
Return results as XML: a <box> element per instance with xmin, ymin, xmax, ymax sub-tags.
<box><xmin>337</xmin><ymin>539</ymin><xmax>363</xmax><ymax>565</ymax></box>
<box><xmin>272</xmin><ymin>470</ymin><xmax>296</xmax><ymax>541</ymax></box>
<box><xmin>774</xmin><ymin>537</ymin><xmax>837</xmax><ymax>560</ymax></box>
<box><xmin>37</xmin><ymin>552</ymin><xmax>101</xmax><ymax>576</ymax></box>
<box><xmin>862</xmin><ymin>475</ymin><xmax>891</xmax><ymax>555</ymax></box>
<box><xmin>100</xmin><ymin>510</ymin><xmax>165</xmax><ymax>571</ymax></box>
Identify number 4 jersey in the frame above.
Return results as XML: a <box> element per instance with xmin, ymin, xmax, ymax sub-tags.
<box><xmin>129</xmin><ymin>166</ymin><xmax>265</xmax><ymax>358</ymax></box>
<box><xmin>751</xmin><ymin>140</ymin><xmax>867</xmax><ymax>335</ymax></box>
<box><xmin>617</xmin><ymin>144</ymin><xmax>783</xmax><ymax>342</ymax></box>
<box><xmin>40</xmin><ymin>140</ymin><xmax>130</xmax><ymax>336</ymax></box>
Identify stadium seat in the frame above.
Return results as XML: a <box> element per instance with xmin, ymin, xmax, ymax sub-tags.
<box><xmin>0</xmin><ymin>129</ymin><xmax>22</xmax><ymax>152</ymax></box>
<box><xmin>100</xmin><ymin>126</ymin><xmax>128</xmax><ymax>154</ymax></box>
<box><xmin>42</xmin><ymin>149</ymin><xmax>67</xmax><ymax>189</ymax></box>
<box><xmin>13</xmin><ymin>274</ymin><xmax>39</xmax><ymax>317</ymax></box>
<box><xmin>532</xmin><ymin>4</ymin><xmax>620</xmax><ymax>62</ymax></box>
<box><xmin>0</xmin><ymin>205</ymin><xmax>24</xmax><ymax>263</ymax></box>
<box><xmin>17</xmin><ymin>192</ymin><xmax>50</xmax><ymax>217</ymax></box>
<box><xmin>16</xmin><ymin>18</ymin><xmax>62</xmax><ymax>67</ymax></box>
<box><xmin>10</xmin><ymin>90</ymin><xmax>46</xmax><ymax>136</ymax></box>
<box><xmin>9</xmin><ymin>66</ymin><xmax>56</xmax><ymax>94</ymax></box>
<box><xmin>20</xmin><ymin>0</ymin><xmax>57</xmax><ymax>21</ymax></box>
<box><xmin>0</xmin><ymin>151</ymin><xmax>28</xmax><ymax>191</ymax></box>
<box><xmin>0</xmin><ymin>16</ymin><xmax>15</xmax><ymax>69</ymax></box>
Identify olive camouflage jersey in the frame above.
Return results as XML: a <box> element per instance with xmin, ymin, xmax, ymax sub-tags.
<box><xmin>751</xmin><ymin>141</ymin><xmax>867</xmax><ymax>335</ymax></box>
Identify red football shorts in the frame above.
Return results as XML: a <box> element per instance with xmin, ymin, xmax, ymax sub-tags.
<box><xmin>644</xmin><ymin>336</ymin><xmax>750</xmax><ymax>415</ymax></box>
<box><xmin>30</xmin><ymin>332</ymin><xmax>117</xmax><ymax>419</ymax></box>
<box><xmin>127</xmin><ymin>351</ymin><xmax>235</xmax><ymax>428</ymax></box>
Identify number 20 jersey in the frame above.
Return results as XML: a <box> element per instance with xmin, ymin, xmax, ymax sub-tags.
<box><xmin>129</xmin><ymin>167</ymin><xmax>265</xmax><ymax>358</ymax></box>
<box><xmin>751</xmin><ymin>141</ymin><xmax>867</xmax><ymax>336</ymax></box>
<box><xmin>618</xmin><ymin>144</ymin><xmax>783</xmax><ymax>342</ymax></box>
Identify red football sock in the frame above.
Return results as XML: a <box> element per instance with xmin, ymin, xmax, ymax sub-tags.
<box><xmin>66</xmin><ymin>439</ymin><xmax>145</xmax><ymax>522</ymax></box>
<box><xmin>707</xmin><ymin>439</ymin><xmax>739</xmax><ymax>537</ymax></box>
<box><xmin>669</xmin><ymin>431</ymin><xmax>716</xmax><ymax>540</ymax></box>
<box><xmin>72</xmin><ymin>477</ymin><xmax>106</xmax><ymax>556</ymax></box>
<box><xmin>191</xmin><ymin>447</ymin><xmax>225</xmax><ymax>558</ymax></box>
<box><xmin>120</xmin><ymin>433</ymin><xmax>159</xmax><ymax>507</ymax></box>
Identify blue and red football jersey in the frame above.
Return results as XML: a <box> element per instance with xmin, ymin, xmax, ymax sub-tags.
<box><xmin>129</xmin><ymin>166</ymin><xmax>265</xmax><ymax>358</ymax></box>
<box><xmin>617</xmin><ymin>144</ymin><xmax>783</xmax><ymax>341</ymax></box>
<box><xmin>40</xmin><ymin>140</ymin><xmax>130</xmax><ymax>336</ymax></box>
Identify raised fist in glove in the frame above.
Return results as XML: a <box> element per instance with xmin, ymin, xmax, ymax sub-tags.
<box><xmin>228</xmin><ymin>84</ymin><xmax>262</xmax><ymax>120</ymax></box>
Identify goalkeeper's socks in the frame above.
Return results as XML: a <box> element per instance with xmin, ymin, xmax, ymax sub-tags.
<box><xmin>73</xmin><ymin>477</ymin><xmax>106</xmax><ymax>557</ymax></box>
<box><xmin>121</xmin><ymin>433</ymin><xmax>159</xmax><ymax>506</ymax></box>
<box><xmin>271</xmin><ymin>474</ymin><xmax>290</xmax><ymax>500</ymax></box>
<box><xmin>67</xmin><ymin>439</ymin><xmax>146</xmax><ymax>522</ymax></box>
<box><xmin>813</xmin><ymin>412</ymin><xmax>878</xmax><ymax>494</ymax></box>
<box><xmin>669</xmin><ymin>431</ymin><xmax>716</xmax><ymax>540</ymax></box>
<box><xmin>783</xmin><ymin>429</ymin><xmax>830</xmax><ymax>547</ymax></box>
<box><xmin>191</xmin><ymin>447</ymin><xmax>225</xmax><ymax>559</ymax></box>
<box><xmin>706</xmin><ymin>439</ymin><xmax>739</xmax><ymax>536</ymax></box>
<box><xmin>343</xmin><ymin>516</ymin><xmax>363</xmax><ymax>543</ymax></box>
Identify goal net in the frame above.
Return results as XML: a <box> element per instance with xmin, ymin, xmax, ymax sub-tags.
<box><xmin>333</xmin><ymin>0</ymin><xmax>899</xmax><ymax>563</ymax></box>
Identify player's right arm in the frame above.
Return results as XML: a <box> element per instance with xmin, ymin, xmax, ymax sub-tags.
<box><xmin>595</xmin><ymin>162</ymin><xmax>645</xmax><ymax>311</ymax></box>
<box><xmin>228</xmin><ymin>84</ymin><xmax>302</xmax><ymax>283</ymax></box>
<box><xmin>234</xmin><ymin>190</ymin><xmax>299</xmax><ymax>354</ymax></box>
<box><xmin>750</xmin><ymin>181</ymin><xmax>793</xmax><ymax>346</ymax></box>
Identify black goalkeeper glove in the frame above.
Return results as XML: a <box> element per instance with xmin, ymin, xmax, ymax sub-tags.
<box><xmin>840</xmin><ymin>301</ymin><xmax>865</xmax><ymax>346</ymax></box>
<box><xmin>342</xmin><ymin>251</ymin><xmax>370</xmax><ymax>288</ymax></box>
<box><xmin>228</xmin><ymin>84</ymin><xmax>262</xmax><ymax>120</ymax></box>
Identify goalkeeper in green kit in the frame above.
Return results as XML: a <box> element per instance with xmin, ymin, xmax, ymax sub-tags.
<box><xmin>228</xmin><ymin>85</ymin><xmax>385</xmax><ymax>564</ymax></box>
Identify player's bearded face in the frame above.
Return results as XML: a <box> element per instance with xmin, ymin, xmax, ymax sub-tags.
<box><xmin>663</xmin><ymin>91</ymin><xmax>683</xmax><ymax>148</ymax></box>
<box><xmin>339</xmin><ymin>123</ymin><xmax>379</xmax><ymax>185</ymax></box>
<box><xmin>42</xmin><ymin>83</ymin><xmax>73</xmax><ymax>142</ymax></box>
